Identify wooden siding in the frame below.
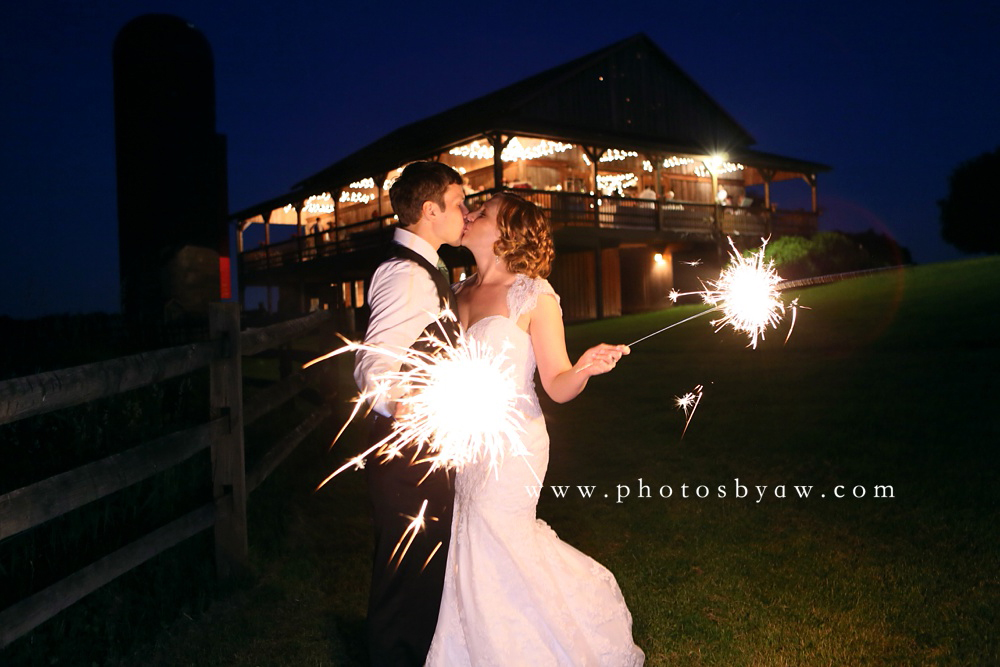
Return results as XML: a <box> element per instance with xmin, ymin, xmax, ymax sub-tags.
<box><xmin>549</xmin><ymin>248</ymin><xmax>621</xmax><ymax>322</ymax></box>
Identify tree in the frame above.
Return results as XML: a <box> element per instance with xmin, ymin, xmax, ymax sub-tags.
<box><xmin>939</xmin><ymin>147</ymin><xmax>1000</xmax><ymax>254</ymax></box>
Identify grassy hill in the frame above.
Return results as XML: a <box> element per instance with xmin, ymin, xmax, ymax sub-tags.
<box><xmin>25</xmin><ymin>256</ymin><xmax>996</xmax><ymax>666</ymax></box>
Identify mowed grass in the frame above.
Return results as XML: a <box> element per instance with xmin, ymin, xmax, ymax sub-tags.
<box><xmin>120</xmin><ymin>257</ymin><xmax>999</xmax><ymax>666</ymax></box>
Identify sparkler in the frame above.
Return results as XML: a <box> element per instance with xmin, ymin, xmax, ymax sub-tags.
<box><xmin>304</xmin><ymin>319</ymin><xmax>527</xmax><ymax>490</ymax></box>
<box><xmin>648</xmin><ymin>237</ymin><xmax>798</xmax><ymax>348</ymax></box>
<box><xmin>698</xmin><ymin>238</ymin><xmax>789</xmax><ymax>349</ymax></box>
<box><xmin>673</xmin><ymin>384</ymin><xmax>704</xmax><ymax>438</ymax></box>
<box><xmin>578</xmin><ymin>237</ymin><xmax>799</xmax><ymax>373</ymax></box>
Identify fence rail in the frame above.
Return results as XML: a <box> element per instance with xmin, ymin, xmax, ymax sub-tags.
<box><xmin>0</xmin><ymin>304</ymin><xmax>335</xmax><ymax>648</ymax></box>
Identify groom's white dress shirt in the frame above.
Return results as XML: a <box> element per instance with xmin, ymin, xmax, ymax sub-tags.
<box><xmin>353</xmin><ymin>227</ymin><xmax>445</xmax><ymax>417</ymax></box>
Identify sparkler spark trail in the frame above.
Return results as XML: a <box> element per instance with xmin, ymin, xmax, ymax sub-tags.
<box><xmin>389</xmin><ymin>499</ymin><xmax>431</xmax><ymax>569</ymax></box>
<box><xmin>305</xmin><ymin>320</ymin><xmax>527</xmax><ymax>490</ymax></box>
<box><xmin>673</xmin><ymin>384</ymin><xmax>704</xmax><ymax>437</ymax></box>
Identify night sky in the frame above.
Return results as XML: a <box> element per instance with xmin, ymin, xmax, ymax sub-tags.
<box><xmin>2</xmin><ymin>0</ymin><xmax>998</xmax><ymax>319</ymax></box>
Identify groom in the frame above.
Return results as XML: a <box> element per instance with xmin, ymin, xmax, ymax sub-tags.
<box><xmin>353</xmin><ymin>161</ymin><xmax>468</xmax><ymax>666</ymax></box>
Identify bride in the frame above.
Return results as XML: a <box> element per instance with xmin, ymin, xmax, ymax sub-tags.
<box><xmin>425</xmin><ymin>192</ymin><xmax>644</xmax><ymax>666</ymax></box>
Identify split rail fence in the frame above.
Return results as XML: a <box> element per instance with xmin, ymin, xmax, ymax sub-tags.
<box><xmin>0</xmin><ymin>303</ymin><xmax>335</xmax><ymax>647</ymax></box>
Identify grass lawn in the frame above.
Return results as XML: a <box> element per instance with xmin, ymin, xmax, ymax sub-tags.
<box><xmin>117</xmin><ymin>256</ymin><xmax>999</xmax><ymax>666</ymax></box>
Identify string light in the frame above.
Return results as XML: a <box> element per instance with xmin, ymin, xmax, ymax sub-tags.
<box><xmin>694</xmin><ymin>161</ymin><xmax>745</xmax><ymax>178</ymax></box>
<box><xmin>663</xmin><ymin>156</ymin><xmax>695</xmax><ymax>169</ymax></box>
<box><xmin>350</xmin><ymin>177</ymin><xmax>375</xmax><ymax>189</ymax></box>
<box><xmin>449</xmin><ymin>141</ymin><xmax>495</xmax><ymax>160</ymax></box>
<box><xmin>448</xmin><ymin>137</ymin><xmax>574</xmax><ymax>163</ymax></box>
<box><xmin>600</xmin><ymin>149</ymin><xmax>638</xmax><ymax>162</ymax></box>
<box><xmin>340</xmin><ymin>191</ymin><xmax>375</xmax><ymax>204</ymax></box>
<box><xmin>303</xmin><ymin>192</ymin><xmax>335</xmax><ymax>214</ymax></box>
<box><xmin>597</xmin><ymin>172</ymin><xmax>638</xmax><ymax>195</ymax></box>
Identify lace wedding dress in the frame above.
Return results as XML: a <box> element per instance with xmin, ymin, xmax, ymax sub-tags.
<box><xmin>425</xmin><ymin>275</ymin><xmax>644</xmax><ymax>666</ymax></box>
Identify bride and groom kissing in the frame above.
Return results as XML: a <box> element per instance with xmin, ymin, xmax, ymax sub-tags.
<box><xmin>354</xmin><ymin>161</ymin><xmax>644</xmax><ymax>666</ymax></box>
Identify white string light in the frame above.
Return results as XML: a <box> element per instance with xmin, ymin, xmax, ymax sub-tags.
<box><xmin>599</xmin><ymin>149</ymin><xmax>638</xmax><ymax>162</ymax></box>
<box><xmin>596</xmin><ymin>172</ymin><xmax>638</xmax><ymax>195</ymax></box>
<box><xmin>340</xmin><ymin>191</ymin><xmax>375</xmax><ymax>204</ymax></box>
<box><xmin>663</xmin><ymin>156</ymin><xmax>695</xmax><ymax>169</ymax></box>
<box><xmin>303</xmin><ymin>192</ymin><xmax>335</xmax><ymax>214</ymax></box>
<box><xmin>349</xmin><ymin>177</ymin><xmax>375</xmax><ymax>189</ymax></box>
<box><xmin>694</xmin><ymin>161</ymin><xmax>745</xmax><ymax>178</ymax></box>
<box><xmin>449</xmin><ymin>137</ymin><xmax>574</xmax><ymax>163</ymax></box>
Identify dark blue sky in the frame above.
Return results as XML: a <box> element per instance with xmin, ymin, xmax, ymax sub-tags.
<box><xmin>2</xmin><ymin>0</ymin><xmax>997</xmax><ymax>319</ymax></box>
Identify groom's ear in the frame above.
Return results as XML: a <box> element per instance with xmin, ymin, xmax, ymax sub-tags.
<box><xmin>421</xmin><ymin>199</ymin><xmax>441</xmax><ymax>220</ymax></box>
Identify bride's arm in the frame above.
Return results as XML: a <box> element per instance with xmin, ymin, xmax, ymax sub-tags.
<box><xmin>530</xmin><ymin>294</ymin><xmax>629</xmax><ymax>404</ymax></box>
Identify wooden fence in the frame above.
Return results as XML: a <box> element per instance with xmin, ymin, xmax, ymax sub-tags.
<box><xmin>0</xmin><ymin>303</ymin><xmax>335</xmax><ymax>647</ymax></box>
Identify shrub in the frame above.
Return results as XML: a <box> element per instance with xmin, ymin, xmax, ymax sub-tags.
<box><xmin>764</xmin><ymin>231</ymin><xmax>910</xmax><ymax>279</ymax></box>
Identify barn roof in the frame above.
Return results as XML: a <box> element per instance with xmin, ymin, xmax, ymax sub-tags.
<box><xmin>234</xmin><ymin>33</ymin><xmax>827</xmax><ymax>219</ymax></box>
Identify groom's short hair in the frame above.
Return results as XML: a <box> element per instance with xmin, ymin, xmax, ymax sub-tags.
<box><xmin>389</xmin><ymin>161</ymin><xmax>463</xmax><ymax>227</ymax></box>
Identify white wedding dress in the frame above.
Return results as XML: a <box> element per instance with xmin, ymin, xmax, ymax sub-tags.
<box><xmin>426</xmin><ymin>275</ymin><xmax>644</xmax><ymax>666</ymax></box>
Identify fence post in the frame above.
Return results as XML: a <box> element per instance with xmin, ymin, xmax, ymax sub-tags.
<box><xmin>209</xmin><ymin>302</ymin><xmax>248</xmax><ymax>580</ymax></box>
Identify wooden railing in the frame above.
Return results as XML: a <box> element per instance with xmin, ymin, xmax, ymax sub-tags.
<box><xmin>241</xmin><ymin>214</ymin><xmax>397</xmax><ymax>272</ymax></box>
<box><xmin>0</xmin><ymin>303</ymin><xmax>335</xmax><ymax>647</ymax></box>
<box><xmin>238</xmin><ymin>189</ymin><xmax>819</xmax><ymax>273</ymax></box>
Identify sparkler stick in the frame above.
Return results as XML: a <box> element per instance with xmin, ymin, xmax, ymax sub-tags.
<box><xmin>625</xmin><ymin>308</ymin><xmax>716</xmax><ymax>347</ymax></box>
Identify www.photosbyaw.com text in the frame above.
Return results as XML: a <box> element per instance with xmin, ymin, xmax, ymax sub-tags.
<box><xmin>524</xmin><ymin>478</ymin><xmax>896</xmax><ymax>504</ymax></box>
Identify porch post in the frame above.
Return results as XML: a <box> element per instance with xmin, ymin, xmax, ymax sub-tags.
<box><xmin>294</xmin><ymin>201</ymin><xmax>305</xmax><ymax>313</ymax></box>
<box><xmin>594</xmin><ymin>240</ymin><xmax>604</xmax><ymax>320</ymax></box>
<box><xmin>805</xmin><ymin>173</ymin><xmax>818</xmax><ymax>213</ymax></box>
<box><xmin>375</xmin><ymin>172</ymin><xmax>387</xmax><ymax>219</ymax></box>
<box><xmin>757</xmin><ymin>168</ymin><xmax>776</xmax><ymax>237</ymax></box>
<box><xmin>488</xmin><ymin>133</ymin><xmax>511</xmax><ymax>190</ymax></box>
<box><xmin>294</xmin><ymin>201</ymin><xmax>303</xmax><ymax>263</ymax></box>
<box><xmin>583</xmin><ymin>146</ymin><xmax>604</xmax><ymax>228</ymax></box>
<box><xmin>653</xmin><ymin>155</ymin><xmax>664</xmax><ymax>231</ymax></box>
<box><xmin>757</xmin><ymin>168</ymin><xmax>775</xmax><ymax>210</ymax></box>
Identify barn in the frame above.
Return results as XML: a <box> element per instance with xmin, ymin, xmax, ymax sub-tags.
<box><xmin>234</xmin><ymin>33</ymin><xmax>829</xmax><ymax>324</ymax></box>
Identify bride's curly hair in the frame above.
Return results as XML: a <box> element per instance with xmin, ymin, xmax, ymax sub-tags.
<box><xmin>492</xmin><ymin>192</ymin><xmax>555</xmax><ymax>279</ymax></box>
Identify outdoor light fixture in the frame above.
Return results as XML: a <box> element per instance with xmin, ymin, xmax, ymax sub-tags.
<box><xmin>654</xmin><ymin>253</ymin><xmax>665</xmax><ymax>265</ymax></box>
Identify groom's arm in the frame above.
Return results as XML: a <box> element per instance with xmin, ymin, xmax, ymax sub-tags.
<box><xmin>354</xmin><ymin>259</ymin><xmax>440</xmax><ymax>417</ymax></box>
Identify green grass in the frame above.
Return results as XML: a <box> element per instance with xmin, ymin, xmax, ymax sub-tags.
<box><xmin>108</xmin><ymin>257</ymin><xmax>998</xmax><ymax>666</ymax></box>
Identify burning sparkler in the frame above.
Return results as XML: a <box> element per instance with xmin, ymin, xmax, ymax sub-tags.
<box><xmin>653</xmin><ymin>237</ymin><xmax>798</xmax><ymax>348</ymax></box>
<box><xmin>304</xmin><ymin>320</ymin><xmax>528</xmax><ymax>490</ymax></box>
<box><xmin>700</xmin><ymin>238</ymin><xmax>789</xmax><ymax>348</ymax></box>
<box><xmin>579</xmin><ymin>238</ymin><xmax>800</xmax><ymax>372</ymax></box>
<box><xmin>673</xmin><ymin>384</ymin><xmax>704</xmax><ymax>437</ymax></box>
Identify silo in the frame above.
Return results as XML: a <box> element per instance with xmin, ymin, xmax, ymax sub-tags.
<box><xmin>113</xmin><ymin>14</ymin><xmax>229</xmax><ymax>340</ymax></box>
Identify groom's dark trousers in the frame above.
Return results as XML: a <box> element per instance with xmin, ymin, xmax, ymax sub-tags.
<box><xmin>364</xmin><ymin>243</ymin><xmax>459</xmax><ymax>666</ymax></box>
<box><xmin>366</xmin><ymin>420</ymin><xmax>453</xmax><ymax>666</ymax></box>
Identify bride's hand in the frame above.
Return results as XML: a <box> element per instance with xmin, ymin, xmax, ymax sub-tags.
<box><xmin>574</xmin><ymin>343</ymin><xmax>630</xmax><ymax>376</ymax></box>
